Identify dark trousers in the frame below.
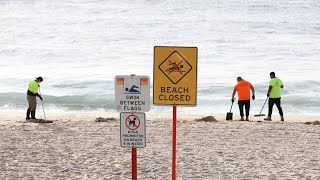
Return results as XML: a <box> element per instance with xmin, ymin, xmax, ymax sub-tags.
<box><xmin>27</xmin><ymin>95</ymin><xmax>37</xmax><ymax>110</ymax></box>
<box><xmin>268</xmin><ymin>98</ymin><xmax>283</xmax><ymax>116</ymax></box>
<box><xmin>238</xmin><ymin>100</ymin><xmax>250</xmax><ymax>117</ymax></box>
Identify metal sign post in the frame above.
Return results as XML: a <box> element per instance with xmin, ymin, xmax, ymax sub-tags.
<box><xmin>153</xmin><ymin>46</ymin><xmax>198</xmax><ymax>180</ymax></box>
<box><xmin>132</xmin><ymin>148</ymin><xmax>137</xmax><ymax>180</ymax></box>
<box><xmin>172</xmin><ymin>105</ymin><xmax>177</xmax><ymax>180</ymax></box>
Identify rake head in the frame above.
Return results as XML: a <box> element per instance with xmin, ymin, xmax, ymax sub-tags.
<box><xmin>254</xmin><ymin>114</ymin><xmax>266</xmax><ymax>117</ymax></box>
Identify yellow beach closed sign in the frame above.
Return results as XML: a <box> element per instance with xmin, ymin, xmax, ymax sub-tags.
<box><xmin>153</xmin><ymin>46</ymin><xmax>198</xmax><ymax>105</ymax></box>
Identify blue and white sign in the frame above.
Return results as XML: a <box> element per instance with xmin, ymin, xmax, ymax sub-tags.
<box><xmin>115</xmin><ymin>75</ymin><xmax>150</xmax><ymax>112</ymax></box>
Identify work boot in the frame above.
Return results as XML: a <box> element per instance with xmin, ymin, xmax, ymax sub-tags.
<box><xmin>26</xmin><ymin>108</ymin><xmax>31</xmax><ymax>120</ymax></box>
<box><xmin>240</xmin><ymin>117</ymin><xmax>244</xmax><ymax>121</ymax></box>
<box><xmin>281</xmin><ymin>116</ymin><xmax>284</xmax><ymax>121</ymax></box>
<box><xmin>264</xmin><ymin>116</ymin><xmax>272</xmax><ymax>121</ymax></box>
<box><xmin>245</xmin><ymin>117</ymin><xmax>249</xmax><ymax>121</ymax></box>
<box><xmin>31</xmin><ymin>110</ymin><xmax>37</xmax><ymax>119</ymax></box>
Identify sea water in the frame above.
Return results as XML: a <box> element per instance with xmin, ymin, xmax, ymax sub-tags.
<box><xmin>0</xmin><ymin>0</ymin><xmax>319</xmax><ymax>115</ymax></box>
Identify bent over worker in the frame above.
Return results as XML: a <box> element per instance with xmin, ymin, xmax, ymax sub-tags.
<box><xmin>26</xmin><ymin>77</ymin><xmax>43</xmax><ymax>120</ymax></box>
<box><xmin>232</xmin><ymin>77</ymin><xmax>255</xmax><ymax>121</ymax></box>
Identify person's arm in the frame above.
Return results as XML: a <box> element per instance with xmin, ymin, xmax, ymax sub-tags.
<box><xmin>232</xmin><ymin>89</ymin><xmax>236</xmax><ymax>102</ymax></box>
<box><xmin>34</xmin><ymin>93</ymin><xmax>43</xmax><ymax>100</ymax></box>
<box><xmin>250</xmin><ymin>85</ymin><xmax>255</xmax><ymax>100</ymax></box>
<box><xmin>267</xmin><ymin>86</ymin><xmax>272</xmax><ymax>96</ymax></box>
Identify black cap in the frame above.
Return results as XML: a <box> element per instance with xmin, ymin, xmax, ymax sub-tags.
<box><xmin>36</xmin><ymin>77</ymin><xmax>43</xmax><ymax>82</ymax></box>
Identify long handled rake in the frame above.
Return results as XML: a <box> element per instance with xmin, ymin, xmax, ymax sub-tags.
<box><xmin>254</xmin><ymin>97</ymin><xmax>268</xmax><ymax>117</ymax></box>
<box><xmin>38</xmin><ymin>87</ymin><xmax>47</xmax><ymax>120</ymax></box>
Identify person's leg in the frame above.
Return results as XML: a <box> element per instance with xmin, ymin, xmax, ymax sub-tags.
<box><xmin>275</xmin><ymin>98</ymin><xmax>284</xmax><ymax>121</ymax></box>
<box><xmin>265</xmin><ymin>98</ymin><xmax>275</xmax><ymax>120</ymax></box>
<box><xmin>26</xmin><ymin>96</ymin><xmax>32</xmax><ymax>120</ymax></box>
<box><xmin>245</xmin><ymin>100</ymin><xmax>250</xmax><ymax>121</ymax></box>
<box><xmin>238</xmin><ymin>101</ymin><xmax>244</xmax><ymax>121</ymax></box>
<box><xmin>29</xmin><ymin>96</ymin><xmax>37</xmax><ymax>119</ymax></box>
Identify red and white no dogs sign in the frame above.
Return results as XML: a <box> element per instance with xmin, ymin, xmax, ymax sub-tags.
<box><xmin>120</xmin><ymin>112</ymin><xmax>146</xmax><ymax>148</ymax></box>
<box><xmin>125</xmin><ymin>114</ymin><xmax>141</xmax><ymax>130</ymax></box>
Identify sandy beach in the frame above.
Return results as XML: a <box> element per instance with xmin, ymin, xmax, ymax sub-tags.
<box><xmin>2</xmin><ymin>0</ymin><xmax>320</xmax><ymax>179</ymax></box>
<box><xmin>0</xmin><ymin>110</ymin><xmax>320</xmax><ymax>180</ymax></box>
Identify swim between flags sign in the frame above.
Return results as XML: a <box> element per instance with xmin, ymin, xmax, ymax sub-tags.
<box><xmin>115</xmin><ymin>75</ymin><xmax>150</xmax><ymax>112</ymax></box>
<box><xmin>153</xmin><ymin>46</ymin><xmax>198</xmax><ymax>105</ymax></box>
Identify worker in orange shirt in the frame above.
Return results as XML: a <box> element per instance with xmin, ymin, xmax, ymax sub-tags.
<box><xmin>232</xmin><ymin>77</ymin><xmax>255</xmax><ymax>121</ymax></box>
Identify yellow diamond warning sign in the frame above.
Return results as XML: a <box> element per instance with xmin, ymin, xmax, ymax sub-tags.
<box><xmin>159</xmin><ymin>51</ymin><xmax>192</xmax><ymax>84</ymax></box>
<box><xmin>153</xmin><ymin>46</ymin><xmax>198</xmax><ymax>105</ymax></box>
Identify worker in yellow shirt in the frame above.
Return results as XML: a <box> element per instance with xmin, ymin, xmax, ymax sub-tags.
<box><xmin>264</xmin><ymin>72</ymin><xmax>284</xmax><ymax>121</ymax></box>
<box><xmin>26</xmin><ymin>77</ymin><xmax>43</xmax><ymax>120</ymax></box>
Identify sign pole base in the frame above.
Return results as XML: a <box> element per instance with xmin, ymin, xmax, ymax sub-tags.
<box><xmin>172</xmin><ymin>105</ymin><xmax>177</xmax><ymax>180</ymax></box>
<box><xmin>132</xmin><ymin>148</ymin><xmax>137</xmax><ymax>180</ymax></box>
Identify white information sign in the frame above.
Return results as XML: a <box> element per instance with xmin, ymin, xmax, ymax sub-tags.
<box><xmin>120</xmin><ymin>112</ymin><xmax>146</xmax><ymax>148</ymax></box>
<box><xmin>115</xmin><ymin>75</ymin><xmax>150</xmax><ymax>112</ymax></box>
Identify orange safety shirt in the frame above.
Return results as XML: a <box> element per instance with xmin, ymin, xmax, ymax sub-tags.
<box><xmin>234</xmin><ymin>80</ymin><xmax>252</xmax><ymax>100</ymax></box>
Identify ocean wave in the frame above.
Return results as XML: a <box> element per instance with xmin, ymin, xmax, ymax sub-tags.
<box><xmin>1</xmin><ymin>90</ymin><xmax>319</xmax><ymax>114</ymax></box>
<box><xmin>0</xmin><ymin>93</ymin><xmax>115</xmax><ymax>110</ymax></box>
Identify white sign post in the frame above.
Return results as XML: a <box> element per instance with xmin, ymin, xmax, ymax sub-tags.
<box><xmin>120</xmin><ymin>112</ymin><xmax>146</xmax><ymax>148</ymax></box>
<box><xmin>115</xmin><ymin>75</ymin><xmax>150</xmax><ymax>112</ymax></box>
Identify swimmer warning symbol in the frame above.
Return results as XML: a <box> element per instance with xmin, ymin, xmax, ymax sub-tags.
<box><xmin>159</xmin><ymin>51</ymin><xmax>192</xmax><ymax>84</ymax></box>
<box><xmin>120</xmin><ymin>112</ymin><xmax>146</xmax><ymax>148</ymax></box>
<box><xmin>154</xmin><ymin>46</ymin><xmax>198</xmax><ymax>105</ymax></box>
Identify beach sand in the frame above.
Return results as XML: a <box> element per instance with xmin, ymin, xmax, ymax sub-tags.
<box><xmin>0</xmin><ymin>110</ymin><xmax>320</xmax><ymax>179</ymax></box>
